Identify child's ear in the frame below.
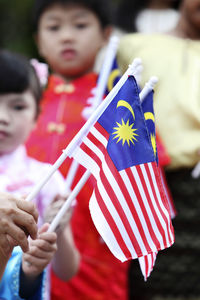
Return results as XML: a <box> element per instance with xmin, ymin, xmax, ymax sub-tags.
<box><xmin>103</xmin><ymin>26</ymin><xmax>113</xmax><ymax>44</ymax></box>
<box><xmin>34</xmin><ymin>34</ymin><xmax>44</xmax><ymax>58</ymax></box>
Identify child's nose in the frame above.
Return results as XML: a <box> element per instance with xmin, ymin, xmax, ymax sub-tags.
<box><xmin>0</xmin><ymin>108</ymin><xmax>10</xmax><ymax>124</ymax></box>
<box><xmin>60</xmin><ymin>27</ymin><xmax>74</xmax><ymax>41</ymax></box>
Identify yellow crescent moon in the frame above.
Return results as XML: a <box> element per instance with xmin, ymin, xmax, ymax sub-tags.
<box><xmin>107</xmin><ymin>69</ymin><xmax>120</xmax><ymax>92</ymax></box>
<box><xmin>117</xmin><ymin>100</ymin><xmax>135</xmax><ymax>120</ymax></box>
<box><xmin>144</xmin><ymin>112</ymin><xmax>155</xmax><ymax>122</ymax></box>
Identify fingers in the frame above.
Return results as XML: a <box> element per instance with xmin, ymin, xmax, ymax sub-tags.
<box><xmin>16</xmin><ymin>200</ymin><xmax>38</xmax><ymax>240</ymax></box>
<box><xmin>22</xmin><ymin>231</ymin><xmax>57</xmax><ymax>277</ymax></box>
<box><xmin>3</xmin><ymin>221</ymin><xmax>29</xmax><ymax>252</ymax></box>
<box><xmin>44</xmin><ymin>198</ymin><xmax>72</xmax><ymax>229</ymax></box>
<box><xmin>34</xmin><ymin>232</ymin><xmax>57</xmax><ymax>249</ymax></box>
<box><xmin>24</xmin><ymin>240</ymin><xmax>57</xmax><ymax>260</ymax></box>
<box><xmin>38</xmin><ymin>223</ymin><xmax>49</xmax><ymax>234</ymax></box>
<box><xmin>22</xmin><ymin>253</ymin><xmax>54</xmax><ymax>276</ymax></box>
<box><xmin>16</xmin><ymin>200</ymin><xmax>38</xmax><ymax>223</ymax></box>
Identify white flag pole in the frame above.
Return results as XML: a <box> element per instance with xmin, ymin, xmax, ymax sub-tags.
<box><xmin>25</xmin><ymin>58</ymin><xmax>141</xmax><ymax>203</ymax></box>
<box><xmin>82</xmin><ymin>35</ymin><xmax>119</xmax><ymax>119</ymax></box>
<box><xmin>64</xmin><ymin>35</ymin><xmax>119</xmax><ymax>195</ymax></box>
<box><xmin>139</xmin><ymin>76</ymin><xmax>158</xmax><ymax>101</ymax></box>
<box><xmin>47</xmin><ymin>75</ymin><xmax>159</xmax><ymax>232</ymax></box>
<box><xmin>48</xmin><ymin>169</ymin><xmax>91</xmax><ymax>232</ymax></box>
<box><xmin>64</xmin><ymin>160</ymin><xmax>80</xmax><ymax>195</ymax></box>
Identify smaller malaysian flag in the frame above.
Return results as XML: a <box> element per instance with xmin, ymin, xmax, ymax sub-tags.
<box><xmin>142</xmin><ymin>90</ymin><xmax>177</xmax><ymax>220</ymax></box>
<box><xmin>72</xmin><ymin>75</ymin><xmax>174</xmax><ymax>267</ymax></box>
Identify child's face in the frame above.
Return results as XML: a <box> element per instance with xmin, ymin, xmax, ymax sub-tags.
<box><xmin>0</xmin><ymin>91</ymin><xmax>37</xmax><ymax>155</ymax></box>
<box><xmin>36</xmin><ymin>4</ymin><xmax>110</xmax><ymax>80</ymax></box>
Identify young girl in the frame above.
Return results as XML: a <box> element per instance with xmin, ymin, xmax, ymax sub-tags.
<box><xmin>26</xmin><ymin>0</ymin><xmax>130</xmax><ymax>299</ymax></box>
<box><xmin>0</xmin><ymin>49</ymin><xmax>79</xmax><ymax>299</ymax></box>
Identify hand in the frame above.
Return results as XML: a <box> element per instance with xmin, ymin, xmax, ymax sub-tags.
<box><xmin>44</xmin><ymin>195</ymin><xmax>72</xmax><ymax>232</ymax></box>
<box><xmin>0</xmin><ymin>192</ymin><xmax>38</xmax><ymax>255</ymax></box>
<box><xmin>22</xmin><ymin>223</ymin><xmax>57</xmax><ymax>278</ymax></box>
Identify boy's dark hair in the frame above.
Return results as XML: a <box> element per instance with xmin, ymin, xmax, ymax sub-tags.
<box><xmin>32</xmin><ymin>0</ymin><xmax>112</xmax><ymax>32</ymax></box>
<box><xmin>0</xmin><ymin>50</ymin><xmax>42</xmax><ymax>118</ymax></box>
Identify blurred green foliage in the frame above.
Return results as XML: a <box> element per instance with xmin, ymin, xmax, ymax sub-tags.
<box><xmin>0</xmin><ymin>0</ymin><xmax>38</xmax><ymax>58</ymax></box>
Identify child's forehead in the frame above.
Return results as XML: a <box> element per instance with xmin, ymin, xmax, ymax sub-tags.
<box><xmin>0</xmin><ymin>91</ymin><xmax>35</xmax><ymax>103</ymax></box>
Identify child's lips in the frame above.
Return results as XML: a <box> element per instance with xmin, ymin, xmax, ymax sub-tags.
<box><xmin>0</xmin><ymin>130</ymin><xmax>8</xmax><ymax>139</ymax></box>
<box><xmin>61</xmin><ymin>49</ymin><xmax>76</xmax><ymax>60</ymax></box>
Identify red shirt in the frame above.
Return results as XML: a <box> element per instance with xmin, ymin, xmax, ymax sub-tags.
<box><xmin>26</xmin><ymin>73</ymin><xmax>129</xmax><ymax>300</ymax></box>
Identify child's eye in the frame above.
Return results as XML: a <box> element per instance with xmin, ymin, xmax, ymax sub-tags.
<box><xmin>13</xmin><ymin>105</ymin><xmax>26</xmax><ymax>111</ymax></box>
<box><xmin>75</xmin><ymin>23</ymin><xmax>88</xmax><ymax>29</ymax></box>
<box><xmin>47</xmin><ymin>25</ymin><xmax>60</xmax><ymax>31</ymax></box>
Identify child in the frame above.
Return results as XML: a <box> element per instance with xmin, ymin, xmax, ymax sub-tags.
<box><xmin>117</xmin><ymin>0</ymin><xmax>200</xmax><ymax>299</ymax></box>
<box><xmin>26</xmin><ymin>0</ymin><xmax>130</xmax><ymax>299</ymax></box>
<box><xmin>0</xmin><ymin>49</ymin><xmax>80</xmax><ymax>299</ymax></box>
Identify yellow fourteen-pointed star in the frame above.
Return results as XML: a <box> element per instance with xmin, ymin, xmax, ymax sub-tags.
<box><xmin>112</xmin><ymin>118</ymin><xmax>138</xmax><ymax>146</ymax></box>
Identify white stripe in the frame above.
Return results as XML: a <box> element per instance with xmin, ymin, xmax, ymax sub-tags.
<box><xmin>147</xmin><ymin>163</ymin><xmax>174</xmax><ymax>244</ymax></box>
<box><xmin>138</xmin><ymin>256</ymin><xmax>146</xmax><ymax>279</ymax></box>
<box><xmin>120</xmin><ymin>169</ymin><xmax>158</xmax><ymax>252</ymax></box>
<box><xmin>89</xmin><ymin>191</ymin><xmax>127</xmax><ymax>262</ymax></box>
<box><xmin>91</xmin><ymin>126</ymin><xmax>108</xmax><ymax>148</ymax></box>
<box><xmin>131</xmin><ymin>166</ymin><xmax>165</xmax><ymax>249</ymax></box>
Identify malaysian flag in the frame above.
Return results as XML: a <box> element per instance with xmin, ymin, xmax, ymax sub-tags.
<box><xmin>142</xmin><ymin>90</ymin><xmax>177</xmax><ymax>219</ymax></box>
<box><xmin>105</xmin><ymin>57</ymin><xmax>121</xmax><ymax>95</ymax></box>
<box><xmin>72</xmin><ymin>75</ymin><xmax>174</xmax><ymax>264</ymax></box>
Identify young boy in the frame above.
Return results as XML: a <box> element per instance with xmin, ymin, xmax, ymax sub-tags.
<box><xmin>26</xmin><ymin>0</ymin><xmax>130</xmax><ymax>299</ymax></box>
<box><xmin>0</xmin><ymin>49</ymin><xmax>80</xmax><ymax>299</ymax></box>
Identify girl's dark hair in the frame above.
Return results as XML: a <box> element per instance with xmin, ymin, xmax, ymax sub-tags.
<box><xmin>32</xmin><ymin>0</ymin><xmax>113</xmax><ymax>32</ymax></box>
<box><xmin>115</xmin><ymin>0</ymin><xmax>181</xmax><ymax>32</ymax></box>
<box><xmin>0</xmin><ymin>50</ymin><xmax>42</xmax><ymax>118</ymax></box>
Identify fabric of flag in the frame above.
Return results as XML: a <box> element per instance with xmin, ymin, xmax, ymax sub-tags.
<box><xmin>142</xmin><ymin>91</ymin><xmax>177</xmax><ymax>219</ymax></box>
<box><xmin>138</xmin><ymin>251</ymin><xmax>157</xmax><ymax>281</ymax></box>
<box><xmin>138</xmin><ymin>90</ymin><xmax>158</xmax><ymax>279</ymax></box>
<box><xmin>72</xmin><ymin>75</ymin><xmax>174</xmax><ymax>263</ymax></box>
<box><xmin>105</xmin><ymin>57</ymin><xmax>121</xmax><ymax>95</ymax></box>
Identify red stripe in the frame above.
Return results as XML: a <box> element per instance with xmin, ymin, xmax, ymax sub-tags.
<box><xmin>144</xmin><ymin>255</ymin><xmax>148</xmax><ymax>278</ymax></box>
<box><xmin>126</xmin><ymin>167</ymin><xmax>162</xmax><ymax>250</ymax></box>
<box><xmin>94</xmin><ymin>183</ymin><xmax>133</xmax><ymax>259</ymax></box>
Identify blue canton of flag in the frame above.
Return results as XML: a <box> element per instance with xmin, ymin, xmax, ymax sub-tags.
<box><xmin>99</xmin><ymin>76</ymin><xmax>155</xmax><ymax>170</ymax></box>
